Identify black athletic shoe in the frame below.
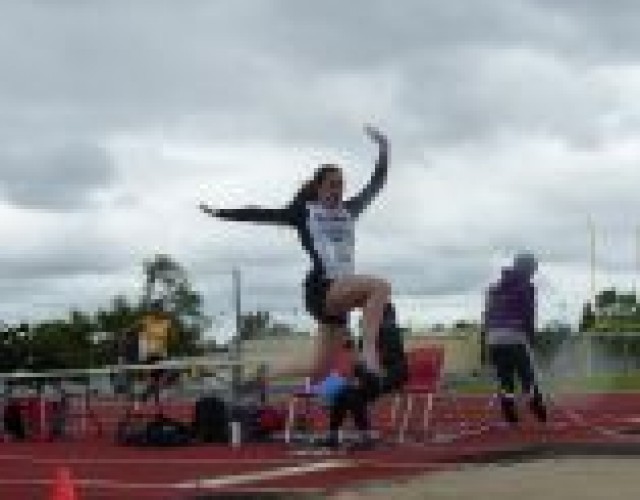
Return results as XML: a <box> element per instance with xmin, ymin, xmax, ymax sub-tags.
<box><xmin>347</xmin><ymin>435</ymin><xmax>376</xmax><ymax>452</ymax></box>
<box><xmin>314</xmin><ymin>434</ymin><xmax>340</xmax><ymax>450</ymax></box>
<box><xmin>529</xmin><ymin>395</ymin><xmax>548</xmax><ymax>423</ymax></box>
<box><xmin>500</xmin><ymin>397</ymin><xmax>519</xmax><ymax>424</ymax></box>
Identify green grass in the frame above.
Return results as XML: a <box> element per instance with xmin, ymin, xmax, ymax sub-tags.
<box><xmin>447</xmin><ymin>379</ymin><xmax>495</xmax><ymax>394</ymax></box>
<box><xmin>446</xmin><ymin>371</ymin><xmax>640</xmax><ymax>395</ymax></box>
<box><xmin>270</xmin><ymin>371</ymin><xmax>640</xmax><ymax>397</ymax></box>
<box><xmin>552</xmin><ymin>371</ymin><xmax>640</xmax><ymax>392</ymax></box>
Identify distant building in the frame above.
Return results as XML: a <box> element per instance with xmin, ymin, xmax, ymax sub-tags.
<box><xmin>238</xmin><ymin>324</ymin><xmax>483</xmax><ymax>377</ymax></box>
<box><xmin>407</xmin><ymin>325</ymin><xmax>482</xmax><ymax>375</ymax></box>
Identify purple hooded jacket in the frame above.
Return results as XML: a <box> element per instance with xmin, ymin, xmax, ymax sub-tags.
<box><xmin>483</xmin><ymin>268</ymin><xmax>536</xmax><ymax>345</ymax></box>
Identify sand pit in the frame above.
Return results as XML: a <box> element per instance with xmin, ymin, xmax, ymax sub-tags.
<box><xmin>333</xmin><ymin>457</ymin><xmax>640</xmax><ymax>500</ymax></box>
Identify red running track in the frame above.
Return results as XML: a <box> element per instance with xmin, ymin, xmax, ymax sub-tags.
<box><xmin>2</xmin><ymin>392</ymin><xmax>640</xmax><ymax>499</ymax></box>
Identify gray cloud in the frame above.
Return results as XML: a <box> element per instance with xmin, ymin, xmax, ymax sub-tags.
<box><xmin>0</xmin><ymin>0</ymin><xmax>603</xmax><ymax>147</ymax></box>
<box><xmin>0</xmin><ymin>142</ymin><xmax>115</xmax><ymax>209</ymax></box>
<box><xmin>1</xmin><ymin>1</ymin><xmax>640</xmax><ymax>329</ymax></box>
<box><xmin>532</xmin><ymin>0</ymin><xmax>640</xmax><ymax>62</ymax></box>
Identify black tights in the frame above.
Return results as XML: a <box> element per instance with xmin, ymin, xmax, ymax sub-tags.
<box><xmin>328</xmin><ymin>385</ymin><xmax>370</xmax><ymax>433</ymax></box>
<box><xmin>489</xmin><ymin>344</ymin><xmax>539</xmax><ymax>396</ymax></box>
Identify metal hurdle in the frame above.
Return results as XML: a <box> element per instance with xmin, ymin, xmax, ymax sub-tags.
<box><xmin>0</xmin><ymin>357</ymin><xmax>246</xmax><ymax>442</ymax></box>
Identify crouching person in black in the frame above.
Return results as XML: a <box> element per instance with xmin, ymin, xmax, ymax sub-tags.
<box><xmin>483</xmin><ymin>253</ymin><xmax>547</xmax><ymax>425</ymax></box>
<box><xmin>310</xmin><ymin>337</ymin><xmax>375</xmax><ymax>450</ymax></box>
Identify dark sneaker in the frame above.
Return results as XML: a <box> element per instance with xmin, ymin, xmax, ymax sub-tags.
<box><xmin>347</xmin><ymin>436</ymin><xmax>376</xmax><ymax>452</ymax></box>
<box><xmin>314</xmin><ymin>434</ymin><xmax>340</xmax><ymax>450</ymax></box>
<box><xmin>500</xmin><ymin>397</ymin><xmax>519</xmax><ymax>424</ymax></box>
<box><xmin>529</xmin><ymin>395</ymin><xmax>548</xmax><ymax>423</ymax></box>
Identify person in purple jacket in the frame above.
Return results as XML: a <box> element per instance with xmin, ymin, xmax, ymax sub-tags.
<box><xmin>483</xmin><ymin>252</ymin><xmax>547</xmax><ymax>424</ymax></box>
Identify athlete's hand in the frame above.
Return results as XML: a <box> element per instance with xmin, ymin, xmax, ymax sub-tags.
<box><xmin>364</xmin><ymin>125</ymin><xmax>388</xmax><ymax>148</ymax></box>
<box><xmin>199</xmin><ymin>203</ymin><xmax>217</xmax><ymax>217</ymax></box>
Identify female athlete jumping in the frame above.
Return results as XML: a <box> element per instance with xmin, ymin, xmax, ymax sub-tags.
<box><xmin>200</xmin><ymin>126</ymin><xmax>391</xmax><ymax>379</ymax></box>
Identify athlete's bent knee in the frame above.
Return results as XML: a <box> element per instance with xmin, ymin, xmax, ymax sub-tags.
<box><xmin>373</xmin><ymin>279</ymin><xmax>391</xmax><ymax>300</ymax></box>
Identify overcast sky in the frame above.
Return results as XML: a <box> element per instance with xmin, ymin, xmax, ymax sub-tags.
<box><xmin>3</xmin><ymin>0</ymin><xmax>640</xmax><ymax>338</ymax></box>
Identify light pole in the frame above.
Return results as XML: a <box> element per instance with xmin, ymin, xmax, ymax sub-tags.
<box><xmin>586</xmin><ymin>216</ymin><xmax>596</xmax><ymax>379</ymax></box>
<box><xmin>229</xmin><ymin>267</ymin><xmax>243</xmax><ymax>447</ymax></box>
<box><xmin>232</xmin><ymin>267</ymin><xmax>242</xmax><ymax>385</ymax></box>
<box><xmin>588</xmin><ymin>215</ymin><xmax>596</xmax><ymax>308</ymax></box>
<box><xmin>635</xmin><ymin>225</ymin><xmax>640</xmax><ymax>296</ymax></box>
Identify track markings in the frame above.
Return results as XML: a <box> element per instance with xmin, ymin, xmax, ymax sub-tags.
<box><xmin>176</xmin><ymin>459</ymin><xmax>352</xmax><ymax>490</ymax></box>
<box><xmin>0</xmin><ymin>459</ymin><xmax>354</xmax><ymax>493</ymax></box>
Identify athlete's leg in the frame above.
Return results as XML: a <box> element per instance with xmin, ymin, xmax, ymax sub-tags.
<box><xmin>327</xmin><ymin>385</ymin><xmax>371</xmax><ymax>445</ymax></box>
<box><xmin>327</xmin><ymin>388</ymin><xmax>350</xmax><ymax>440</ymax></box>
<box><xmin>514</xmin><ymin>344</ymin><xmax>536</xmax><ymax>394</ymax></box>
<box><xmin>324</xmin><ymin>275</ymin><xmax>391</xmax><ymax>372</ymax></box>
<box><xmin>517</xmin><ymin>344</ymin><xmax>547</xmax><ymax>422</ymax></box>
<box><xmin>489</xmin><ymin>344</ymin><xmax>519</xmax><ymax>423</ymax></box>
<box><xmin>311</xmin><ymin>322</ymin><xmax>348</xmax><ymax>381</ymax></box>
<box><xmin>348</xmin><ymin>386</ymin><xmax>371</xmax><ymax>433</ymax></box>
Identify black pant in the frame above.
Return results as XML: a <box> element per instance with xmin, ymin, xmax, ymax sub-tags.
<box><xmin>328</xmin><ymin>385</ymin><xmax>370</xmax><ymax>433</ymax></box>
<box><xmin>3</xmin><ymin>401</ymin><xmax>26</xmax><ymax>440</ymax></box>
<box><xmin>303</xmin><ymin>270</ymin><xmax>348</xmax><ymax>326</ymax></box>
<box><xmin>489</xmin><ymin>344</ymin><xmax>538</xmax><ymax>396</ymax></box>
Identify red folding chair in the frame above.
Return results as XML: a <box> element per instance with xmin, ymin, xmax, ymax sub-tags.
<box><xmin>391</xmin><ymin>345</ymin><xmax>445</xmax><ymax>443</ymax></box>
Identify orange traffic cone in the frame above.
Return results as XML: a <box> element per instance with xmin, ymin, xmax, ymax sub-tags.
<box><xmin>49</xmin><ymin>466</ymin><xmax>78</xmax><ymax>500</ymax></box>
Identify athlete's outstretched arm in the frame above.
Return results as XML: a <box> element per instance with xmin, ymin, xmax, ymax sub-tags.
<box><xmin>345</xmin><ymin>125</ymin><xmax>389</xmax><ymax>217</ymax></box>
<box><xmin>199</xmin><ymin>203</ymin><xmax>294</xmax><ymax>226</ymax></box>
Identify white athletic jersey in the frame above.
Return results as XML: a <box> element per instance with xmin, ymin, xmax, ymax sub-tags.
<box><xmin>306</xmin><ymin>202</ymin><xmax>355</xmax><ymax>279</ymax></box>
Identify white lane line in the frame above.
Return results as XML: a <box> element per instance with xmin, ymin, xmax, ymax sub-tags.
<box><xmin>176</xmin><ymin>459</ymin><xmax>352</xmax><ymax>490</ymax></box>
<box><xmin>559</xmin><ymin>407</ymin><xmax>629</xmax><ymax>439</ymax></box>
<box><xmin>0</xmin><ymin>459</ymin><xmax>353</xmax><ymax>492</ymax></box>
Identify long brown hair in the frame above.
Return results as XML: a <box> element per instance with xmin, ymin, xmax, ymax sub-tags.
<box><xmin>287</xmin><ymin>163</ymin><xmax>341</xmax><ymax>209</ymax></box>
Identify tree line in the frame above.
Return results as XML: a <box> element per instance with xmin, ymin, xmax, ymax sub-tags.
<box><xmin>0</xmin><ymin>254</ymin><xmax>209</xmax><ymax>372</ymax></box>
<box><xmin>0</xmin><ymin>254</ymin><xmax>308</xmax><ymax>373</ymax></box>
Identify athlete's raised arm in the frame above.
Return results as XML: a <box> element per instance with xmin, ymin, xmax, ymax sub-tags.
<box><xmin>345</xmin><ymin>125</ymin><xmax>389</xmax><ymax>217</ymax></box>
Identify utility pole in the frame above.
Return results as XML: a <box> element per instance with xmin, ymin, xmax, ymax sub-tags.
<box><xmin>587</xmin><ymin>216</ymin><xmax>596</xmax><ymax>379</ymax></box>
<box><xmin>226</xmin><ymin>267</ymin><xmax>244</xmax><ymax>447</ymax></box>
<box><xmin>231</xmin><ymin>267</ymin><xmax>243</xmax><ymax>399</ymax></box>
<box><xmin>588</xmin><ymin>216</ymin><xmax>596</xmax><ymax>307</ymax></box>
<box><xmin>635</xmin><ymin>225</ymin><xmax>640</xmax><ymax>296</ymax></box>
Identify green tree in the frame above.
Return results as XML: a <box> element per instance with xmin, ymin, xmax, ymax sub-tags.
<box><xmin>0</xmin><ymin>255</ymin><xmax>208</xmax><ymax>372</ymax></box>
<box><xmin>596</xmin><ymin>289</ymin><xmax>618</xmax><ymax>310</ymax></box>
<box><xmin>583</xmin><ymin>289</ymin><xmax>640</xmax><ymax>361</ymax></box>
<box><xmin>580</xmin><ymin>302</ymin><xmax>596</xmax><ymax>332</ymax></box>
<box><xmin>142</xmin><ymin>254</ymin><xmax>208</xmax><ymax>356</ymax></box>
<box><xmin>239</xmin><ymin>311</ymin><xmax>271</xmax><ymax>340</ymax></box>
<box><xmin>93</xmin><ymin>295</ymin><xmax>139</xmax><ymax>365</ymax></box>
<box><xmin>534</xmin><ymin>322</ymin><xmax>571</xmax><ymax>363</ymax></box>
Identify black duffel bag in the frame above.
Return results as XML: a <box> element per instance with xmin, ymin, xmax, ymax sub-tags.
<box><xmin>117</xmin><ymin>416</ymin><xmax>193</xmax><ymax>447</ymax></box>
<box><xmin>192</xmin><ymin>395</ymin><xmax>229</xmax><ymax>443</ymax></box>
